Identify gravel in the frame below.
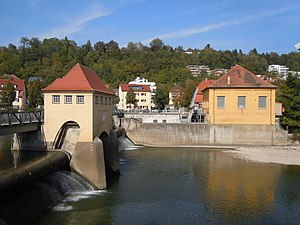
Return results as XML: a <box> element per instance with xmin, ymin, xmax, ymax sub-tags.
<box><xmin>225</xmin><ymin>145</ymin><xmax>300</xmax><ymax>165</ymax></box>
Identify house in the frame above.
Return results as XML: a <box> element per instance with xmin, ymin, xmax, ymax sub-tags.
<box><xmin>202</xmin><ymin>65</ymin><xmax>277</xmax><ymax>125</ymax></box>
<box><xmin>268</xmin><ymin>65</ymin><xmax>289</xmax><ymax>78</ymax></box>
<box><xmin>194</xmin><ymin>79</ymin><xmax>216</xmax><ymax>108</ymax></box>
<box><xmin>129</xmin><ymin>77</ymin><xmax>156</xmax><ymax>108</ymax></box>
<box><xmin>42</xmin><ymin>63</ymin><xmax>114</xmax><ymax>146</ymax></box>
<box><xmin>168</xmin><ymin>84</ymin><xmax>183</xmax><ymax>109</ymax></box>
<box><xmin>118</xmin><ymin>84</ymin><xmax>151</xmax><ymax>110</ymax></box>
<box><xmin>0</xmin><ymin>74</ymin><xmax>26</xmax><ymax>109</ymax></box>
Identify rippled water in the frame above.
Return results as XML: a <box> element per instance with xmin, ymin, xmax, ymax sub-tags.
<box><xmin>35</xmin><ymin>147</ymin><xmax>300</xmax><ymax>225</ymax></box>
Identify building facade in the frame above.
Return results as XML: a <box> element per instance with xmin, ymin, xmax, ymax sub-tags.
<box><xmin>129</xmin><ymin>77</ymin><xmax>156</xmax><ymax>108</ymax></box>
<box><xmin>203</xmin><ymin>65</ymin><xmax>277</xmax><ymax>125</ymax></box>
<box><xmin>42</xmin><ymin>63</ymin><xmax>114</xmax><ymax>145</ymax></box>
<box><xmin>0</xmin><ymin>75</ymin><xmax>26</xmax><ymax>109</ymax></box>
<box><xmin>268</xmin><ymin>65</ymin><xmax>289</xmax><ymax>78</ymax></box>
<box><xmin>118</xmin><ymin>84</ymin><xmax>151</xmax><ymax>110</ymax></box>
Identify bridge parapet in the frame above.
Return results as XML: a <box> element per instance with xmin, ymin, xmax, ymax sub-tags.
<box><xmin>0</xmin><ymin>111</ymin><xmax>44</xmax><ymax>126</ymax></box>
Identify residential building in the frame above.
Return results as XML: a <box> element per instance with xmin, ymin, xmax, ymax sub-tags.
<box><xmin>268</xmin><ymin>65</ymin><xmax>289</xmax><ymax>78</ymax></box>
<box><xmin>202</xmin><ymin>65</ymin><xmax>277</xmax><ymax>125</ymax></box>
<box><xmin>0</xmin><ymin>74</ymin><xmax>26</xmax><ymax>109</ymax></box>
<box><xmin>187</xmin><ymin>65</ymin><xmax>210</xmax><ymax>77</ymax></box>
<box><xmin>118</xmin><ymin>84</ymin><xmax>151</xmax><ymax>110</ymax></box>
<box><xmin>194</xmin><ymin>79</ymin><xmax>216</xmax><ymax>108</ymax></box>
<box><xmin>129</xmin><ymin>77</ymin><xmax>156</xmax><ymax>108</ymax></box>
<box><xmin>168</xmin><ymin>84</ymin><xmax>183</xmax><ymax>109</ymax></box>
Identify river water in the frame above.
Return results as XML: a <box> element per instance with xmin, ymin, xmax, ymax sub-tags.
<box><xmin>33</xmin><ymin>146</ymin><xmax>300</xmax><ymax>225</ymax></box>
<box><xmin>1</xmin><ymin>134</ymin><xmax>300</xmax><ymax>225</ymax></box>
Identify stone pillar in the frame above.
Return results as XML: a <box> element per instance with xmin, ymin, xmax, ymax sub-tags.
<box><xmin>70</xmin><ymin>137</ymin><xmax>107</xmax><ymax>189</ymax></box>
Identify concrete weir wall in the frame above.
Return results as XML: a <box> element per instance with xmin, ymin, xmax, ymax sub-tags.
<box><xmin>124</xmin><ymin>118</ymin><xmax>288</xmax><ymax>146</ymax></box>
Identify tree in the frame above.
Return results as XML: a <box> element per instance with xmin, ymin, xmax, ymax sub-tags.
<box><xmin>150</xmin><ymin>38</ymin><xmax>164</xmax><ymax>51</ymax></box>
<box><xmin>277</xmin><ymin>74</ymin><xmax>300</xmax><ymax>129</ymax></box>
<box><xmin>126</xmin><ymin>88</ymin><xmax>137</xmax><ymax>109</ymax></box>
<box><xmin>178</xmin><ymin>78</ymin><xmax>197</xmax><ymax>108</ymax></box>
<box><xmin>153</xmin><ymin>89</ymin><xmax>169</xmax><ymax>110</ymax></box>
<box><xmin>0</xmin><ymin>81</ymin><xmax>16</xmax><ymax>109</ymax></box>
<box><xmin>27</xmin><ymin>79</ymin><xmax>44</xmax><ymax>108</ymax></box>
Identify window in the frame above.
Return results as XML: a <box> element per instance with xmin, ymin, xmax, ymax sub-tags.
<box><xmin>162</xmin><ymin>120</ymin><xmax>167</xmax><ymax>124</ymax></box>
<box><xmin>105</xmin><ymin>97</ymin><xmax>108</xmax><ymax>105</ymax></box>
<box><xmin>258</xmin><ymin>96</ymin><xmax>267</xmax><ymax>108</ymax></box>
<box><xmin>238</xmin><ymin>96</ymin><xmax>246</xmax><ymax>108</ymax></box>
<box><xmin>64</xmin><ymin>95</ymin><xmax>72</xmax><ymax>104</ymax></box>
<box><xmin>76</xmin><ymin>95</ymin><xmax>84</xmax><ymax>104</ymax></box>
<box><xmin>100</xmin><ymin>96</ymin><xmax>104</xmax><ymax>105</ymax></box>
<box><xmin>95</xmin><ymin>96</ymin><xmax>99</xmax><ymax>104</ymax></box>
<box><xmin>153</xmin><ymin>119</ymin><xmax>158</xmax><ymax>123</ymax></box>
<box><xmin>217</xmin><ymin>96</ymin><xmax>225</xmax><ymax>108</ymax></box>
<box><xmin>52</xmin><ymin>95</ymin><xmax>60</xmax><ymax>104</ymax></box>
<box><xmin>141</xmin><ymin>93</ymin><xmax>146</xmax><ymax>96</ymax></box>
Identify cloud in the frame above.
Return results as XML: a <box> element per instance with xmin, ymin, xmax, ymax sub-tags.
<box><xmin>142</xmin><ymin>6</ymin><xmax>299</xmax><ymax>45</ymax></box>
<box><xmin>39</xmin><ymin>6</ymin><xmax>111</xmax><ymax>39</ymax></box>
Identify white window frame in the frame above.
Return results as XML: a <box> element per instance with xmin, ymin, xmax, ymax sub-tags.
<box><xmin>52</xmin><ymin>95</ymin><xmax>60</xmax><ymax>104</ymax></box>
<box><xmin>64</xmin><ymin>95</ymin><xmax>72</xmax><ymax>104</ymax></box>
<box><xmin>76</xmin><ymin>95</ymin><xmax>84</xmax><ymax>104</ymax></box>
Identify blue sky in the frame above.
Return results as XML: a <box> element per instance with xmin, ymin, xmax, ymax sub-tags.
<box><xmin>1</xmin><ymin>0</ymin><xmax>299</xmax><ymax>54</ymax></box>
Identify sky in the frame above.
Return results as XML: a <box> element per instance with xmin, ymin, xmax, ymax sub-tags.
<box><xmin>1</xmin><ymin>0</ymin><xmax>300</xmax><ymax>54</ymax></box>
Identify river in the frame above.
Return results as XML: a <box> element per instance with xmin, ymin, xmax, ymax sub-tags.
<box><xmin>34</xmin><ymin>146</ymin><xmax>300</xmax><ymax>225</ymax></box>
<box><xmin>1</xmin><ymin>134</ymin><xmax>300</xmax><ymax>225</ymax></box>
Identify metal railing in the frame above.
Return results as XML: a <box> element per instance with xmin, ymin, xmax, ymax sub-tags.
<box><xmin>0</xmin><ymin>111</ymin><xmax>44</xmax><ymax>127</ymax></box>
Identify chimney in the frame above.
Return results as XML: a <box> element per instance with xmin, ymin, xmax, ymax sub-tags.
<box><xmin>227</xmin><ymin>76</ymin><xmax>231</xmax><ymax>85</ymax></box>
<box><xmin>205</xmin><ymin>77</ymin><xmax>208</xmax><ymax>83</ymax></box>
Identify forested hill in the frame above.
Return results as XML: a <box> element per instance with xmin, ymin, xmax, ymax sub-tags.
<box><xmin>1</xmin><ymin>37</ymin><xmax>300</xmax><ymax>90</ymax></box>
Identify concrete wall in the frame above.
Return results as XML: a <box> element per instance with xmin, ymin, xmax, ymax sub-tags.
<box><xmin>124</xmin><ymin>118</ymin><xmax>288</xmax><ymax>146</ymax></box>
<box><xmin>123</xmin><ymin>112</ymin><xmax>182</xmax><ymax>124</ymax></box>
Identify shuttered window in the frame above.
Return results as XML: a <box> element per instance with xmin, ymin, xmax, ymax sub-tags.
<box><xmin>258</xmin><ymin>96</ymin><xmax>267</xmax><ymax>108</ymax></box>
<box><xmin>238</xmin><ymin>96</ymin><xmax>246</xmax><ymax>108</ymax></box>
<box><xmin>217</xmin><ymin>96</ymin><xmax>225</xmax><ymax>108</ymax></box>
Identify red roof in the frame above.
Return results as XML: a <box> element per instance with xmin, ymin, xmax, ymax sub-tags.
<box><xmin>42</xmin><ymin>63</ymin><xmax>113</xmax><ymax>95</ymax></box>
<box><xmin>0</xmin><ymin>75</ymin><xmax>25</xmax><ymax>97</ymax></box>
<box><xmin>120</xmin><ymin>84</ymin><xmax>151</xmax><ymax>92</ymax></box>
<box><xmin>207</xmin><ymin>65</ymin><xmax>277</xmax><ymax>89</ymax></box>
<box><xmin>194</xmin><ymin>79</ymin><xmax>215</xmax><ymax>103</ymax></box>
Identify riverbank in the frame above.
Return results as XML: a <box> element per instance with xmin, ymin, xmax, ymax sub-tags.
<box><xmin>225</xmin><ymin>145</ymin><xmax>300</xmax><ymax>165</ymax></box>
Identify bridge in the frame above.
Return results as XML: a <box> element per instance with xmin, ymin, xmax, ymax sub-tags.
<box><xmin>0</xmin><ymin>111</ymin><xmax>44</xmax><ymax>136</ymax></box>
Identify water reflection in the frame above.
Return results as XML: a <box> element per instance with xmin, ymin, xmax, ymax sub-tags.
<box><xmin>0</xmin><ymin>134</ymin><xmax>47</xmax><ymax>171</ymax></box>
<box><xmin>14</xmin><ymin>147</ymin><xmax>300</xmax><ymax>225</ymax></box>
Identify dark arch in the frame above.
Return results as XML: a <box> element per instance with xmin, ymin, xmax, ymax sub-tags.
<box><xmin>99</xmin><ymin>132</ymin><xmax>113</xmax><ymax>177</ymax></box>
<box><xmin>53</xmin><ymin>121</ymin><xmax>80</xmax><ymax>151</ymax></box>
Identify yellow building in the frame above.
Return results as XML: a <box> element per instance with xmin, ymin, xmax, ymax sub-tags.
<box><xmin>42</xmin><ymin>63</ymin><xmax>114</xmax><ymax>148</ymax></box>
<box><xmin>118</xmin><ymin>84</ymin><xmax>152</xmax><ymax>110</ymax></box>
<box><xmin>203</xmin><ymin>65</ymin><xmax>277</xmax><ymax>125</ymax></box>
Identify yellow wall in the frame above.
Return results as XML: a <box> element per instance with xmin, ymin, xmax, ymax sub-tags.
<box><xmin>203</xmin><ymin>88</ymin><xmax>276</xmax><ymax>125</ymax></box>
<box><xmin>44</xmin><ymin>92</ymin><xmax>113</xmax><ymax>144</ymax></box>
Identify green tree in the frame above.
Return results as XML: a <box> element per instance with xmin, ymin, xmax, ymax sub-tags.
<box><xmin>178</xmin><ymin>78</ymin><xmax>197</xmax><ymax>108</ymax></box>
<box><xmin>126</xmin><ymin>88</ymin><xmax>137</xmax><ymax>109</ymax></box>
<box><xmin>153</xmin><ymin>89</ymin><xmax>169</xmax><ymax>110</ymax></box>
<box><xmin>0</xmin><ymin>81</ymin><xmax>16</xmax><ymax>109</ymax></box>
<box><xmin>27</xmin><ymin>80</ymin><xmax>44</xmax><ymax>108</ymax></box>
<box><xmin>277</xmin><ymin>74</ymin><xmax>300</xmax><ymax>128</ymax></box>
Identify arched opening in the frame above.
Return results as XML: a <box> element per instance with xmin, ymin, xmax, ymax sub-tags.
<box><xmin>99</xmin><ymin>132</ymin><xmax>111</xmax><ymax>176</ymax></box>
<box><xmin>53</xmin><ymin>121</ymin><xmax>80</xmax><ymax>153</ymax></box>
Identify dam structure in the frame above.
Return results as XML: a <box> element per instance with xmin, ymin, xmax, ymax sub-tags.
<box><xmin>42</xmin><ymin>63</ymin><xmax>120</xmax><ymax>189</ymax></box>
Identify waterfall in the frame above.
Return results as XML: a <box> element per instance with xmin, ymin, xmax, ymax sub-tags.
<box><xmin>0</xmin><ymin>170</ymin><xmax>99</xmax><ymax>225</ymax></box>
<box><xmin>118</xmin><ymin>136</ymin><xmax>141</xmax><ymax>151</ymax></box>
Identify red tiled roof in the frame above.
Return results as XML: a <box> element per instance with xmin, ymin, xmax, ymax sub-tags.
<box><xmin>120</xmin><ymin>84</ymin><xmax>151</xmax><ymax>92</ymax></box>
<box><xmin>42</xmin><ymin>63</ymin><xmax>113</xmax><ymax>95</ymax></box>
<box><xmin>194</xmin><ymin>79</ymin><xmax>215</xmax><ymax>103</ymax></box>
<box><xmin>207</xmin><ymin>65</ymin><xmax>277</xmax><ymax>89</ymax></box>
<box><xmin>0</xmin><ymin>75</ymin><xmax>25</xmax><ymax>94</ymax></box>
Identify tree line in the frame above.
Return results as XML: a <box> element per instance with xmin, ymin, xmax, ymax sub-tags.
<box><xmin>0</xmin><ymin>37</ymin><xmax>300</xmax><ymax>129</ymax></box>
